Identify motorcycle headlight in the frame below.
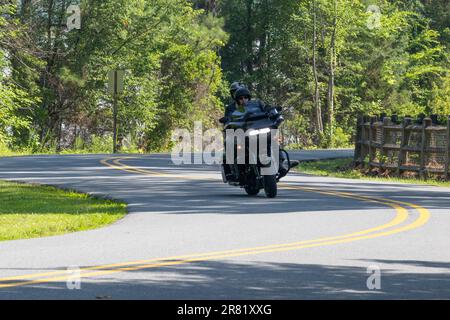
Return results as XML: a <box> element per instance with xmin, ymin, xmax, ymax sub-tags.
<box><xmin>248</xmin><ymin>128</ymin><xmax>271</xmax><ymax>136</ymax></box>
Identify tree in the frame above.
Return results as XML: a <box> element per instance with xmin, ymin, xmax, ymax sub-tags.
<box><xmin>0</xmin><ymin>2</ymin><xmax>41</xmax><ymax>150</ymax></box>
<box><xmin>218</xmin><ymin>0</ymin><xmax>449</xmax><ymax>148</ymax></box>
<box><xmin>2</xmin><ymin>0</ymin><xmax>228</xmax><ymax>152</ymax></box>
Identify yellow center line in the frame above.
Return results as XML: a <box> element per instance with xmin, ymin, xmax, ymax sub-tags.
<box><xmin>0</xmin><ymin>157</ymin><xmax>430</xmax><ymax>288</ymax></box>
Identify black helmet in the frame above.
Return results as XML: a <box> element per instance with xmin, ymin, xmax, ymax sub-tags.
<box><xmin>229</xmin><ymin>81</ymin><xmax>243</xmax><ymax>99</ymax></box>
<box><xmin>234</xmin><ymin>87</ymin><xmax>252</xmax><ymax>101</ymax></box>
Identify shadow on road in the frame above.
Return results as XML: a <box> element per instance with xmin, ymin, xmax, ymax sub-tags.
<box><xmin>1</xmin><ymin>259</ymin><xmax>449</xmax><ymax>299</ymax></box>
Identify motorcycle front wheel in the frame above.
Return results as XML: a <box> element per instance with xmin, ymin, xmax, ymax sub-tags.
<box><xmin>263</xmin><ymin>175</ymin><xmax>277</xmax><ymax>198</ymax></box>
<box><xmin>245</xmin><ymin>185</ymin><xmax>260</xmax><ymax>196</ymax></box>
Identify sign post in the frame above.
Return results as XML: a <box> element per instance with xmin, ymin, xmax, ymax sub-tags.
<box><xmin>108</xmin><ymin>70</ymin><xmax>124</xmax><ymax>153</ymax></box>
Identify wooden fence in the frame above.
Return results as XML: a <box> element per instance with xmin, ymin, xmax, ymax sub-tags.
<box><xmin>354</xmin><ymin>115</ymin><xmax>450</xmax><ymax>178</ymax></box>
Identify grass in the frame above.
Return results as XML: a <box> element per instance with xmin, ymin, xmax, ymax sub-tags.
<box><xmin>0</xmin><ymin>180</ymin><xmax>127</xmax><ymax>241</ymax></box>
<box><xmin>296</xmin><ymin>157</ymin><xmax>450</xmax><ymax>188</ymax></box>
<box><xmin>0</xmin><ymin>149</ymin><xmax>140</xmax><ymax>157</ymax></box>
<box><xmin>0</xmin><ymin>148</ymin><xmax>148</xmax><ymax>157</ymax></box>
<box><xmin>0</xmin><ymin>148</ymin><xmax>34</xmax><ymax>157</ymax></box>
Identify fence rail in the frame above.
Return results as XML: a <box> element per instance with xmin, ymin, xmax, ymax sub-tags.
<box><xmin>354</xmin><ymin>115</ymin><xmax>450</xmax><ymax>179</ymax></box>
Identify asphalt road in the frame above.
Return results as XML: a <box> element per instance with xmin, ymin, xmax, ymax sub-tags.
<box><xmin>0</xmin><ymin>150</ymin><xmax>449</xmax><ymax>299</ymax></box>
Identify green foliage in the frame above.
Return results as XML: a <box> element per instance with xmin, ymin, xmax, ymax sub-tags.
<box><xmin>59</xmin><ymin>135</ymin><xmax>113</xmax><ymax>154</ymax></box>
<box><xmin>0</xmin><ymin>3</ymin><xmax>42</xmax><ymax>151</ymax></box>
<box><xmin>1</xmin><ymin>0</ymin><xmax>448</xmax><ymax>153</ymax></box>
<box><xmin>429</xmin><ymin>72</ymin><xmax>450</xmax><ymax>115</ymax></box>
<box><xmin>219</xmin><ymin>0</ymin><xmax>449</xmax><ymax>148</ymax></box>
<box><xmin>0</xmin><ymin>140</ymin><xmax>9</xmax><ymax>155</ymax></box>
<box><xmin>1</xmin><ymin>0</ymin><xmax>226</xmax><ymax>153</ymax></box>
<box><xmin>321</xmin><ymin>127</ymin><xmax>352</xmax><ymax>149</ymax></box>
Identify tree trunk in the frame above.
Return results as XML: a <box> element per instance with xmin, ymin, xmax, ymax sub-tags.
<box><xmin>245</xmin><ymin>0</ymin><xmax>253</xmax><ymax>77</ymax></box>
<box><xmin>56</xmin><ymin>119</ymin><xmax>63</xmax><ymax>152</ymax></box>
<box><xmin>327</xmin><ymin>0</ymin><xmax>337</xmax><ymax>140</ymax></box>
<box><xmin>20</xmin><ymin>0</ymin><xmax>32</xmax><ymax>22</ymax></box>
<box><xmin>312</xmin><ymin>0</ymin><xmax>323</xmax><ymax>139</ymax></box>
<box><xmin>206</xmin><ymin>0</ymin><xmax>217</xmax><ymax>16</ymax></box>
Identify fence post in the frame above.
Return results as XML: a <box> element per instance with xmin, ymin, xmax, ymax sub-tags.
<box><xmin>368</xmin><ymin>116</ymin><xmax>376</xmax><ymax>169</ymax></box>
<box><xmin>360</xmin><ymin>116</ymin><xmax>370</xmax><ymax>167</ymax></box>
<box><xmin>445</xmin><ymin>116</ymin><xmax>450</xmax><ymax>179</ymax></box>
<box><xmin>397</xmin><ymin>117</ymin><xmax>412</xmax><ymax>176</ymax></box>
<box><xmin>380</xmin><ymin>117</ymin><xmax>389</xmax><ymax>169</ymax></box>
<box><xmin>354</xmin><ymin>116</ymin><xmax>363</xmax><ymax>166</ymax></box>
<box><xmin>419</xmin><ymin>118</ymin><xmax>432</xmax><ymax>179</ymax></box>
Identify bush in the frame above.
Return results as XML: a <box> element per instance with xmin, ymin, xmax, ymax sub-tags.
<box><xmin>0</xmin><ymin>138</ymin><xmax>10</xmax><ymax>155</ymax></box>
<box><xmin>321</xmin><ymin>127</ymin><xmax>352</xmax><ymax>149</ymax></box>
<box><xmin>89</xmin><ymin>135</ymin><xmax>113</xmax><ymax>153</ymax></box>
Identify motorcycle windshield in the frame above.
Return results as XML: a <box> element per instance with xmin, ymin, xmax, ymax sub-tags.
<box><xmin>230</xmin><ymin>100</ymin><xmax>265</xmax><ymax>121</ymax></box>
<box><xmin>225</xmin><ymin>100</ymin><xmax>278</xmax><ymax>131</ymax></box>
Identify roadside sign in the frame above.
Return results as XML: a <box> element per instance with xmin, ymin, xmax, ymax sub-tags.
<box><xmin>108</xmin><ymin>70</ymin><xmax>125</xmax><ymax>153</ymax></box>
<box><xmin>108</xmin><ymin>70</ymin><xmax>124</xmax><ymax>95</ymax></box>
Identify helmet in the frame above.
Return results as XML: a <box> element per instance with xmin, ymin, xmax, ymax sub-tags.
<box><xmin>229</xmin><ymin>81</ymin><xmax>243</xmax><ymax>99</ymax></box>
<box><xmin>234</xmin><ymin>87</ymin><xmax>252</xmax><ymax>101</ymax></box>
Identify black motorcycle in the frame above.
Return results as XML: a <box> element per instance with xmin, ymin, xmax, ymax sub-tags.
<box><xmin>219</xmin><ymin>101</ymin><xmax>293</xmax><ymax>198</ymax></box>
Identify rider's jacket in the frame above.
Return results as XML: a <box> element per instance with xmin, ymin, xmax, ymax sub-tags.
<box><xmin>224</xmin><ymin>101</ymin><xmax>237</xmax><ymax>119</ymax></box>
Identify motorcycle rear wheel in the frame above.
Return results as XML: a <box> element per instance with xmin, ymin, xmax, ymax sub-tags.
<box><xmin>263</xmin><ymin>175</ymin><xmax>277</xmax><ymax>198</ymax></box>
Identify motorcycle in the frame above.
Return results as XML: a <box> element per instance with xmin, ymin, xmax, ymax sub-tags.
<box><xmin>219</xmin><ymin>100</ymin><xmax>294</xmax><ymax>198</ymax></box>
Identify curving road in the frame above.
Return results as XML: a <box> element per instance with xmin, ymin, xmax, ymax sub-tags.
<box><xmin>0</xmin><ymin>150</ymin><xmax>449</xmax><ymax>299</ymax></box>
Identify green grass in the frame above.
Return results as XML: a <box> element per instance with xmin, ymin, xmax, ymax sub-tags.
<box><xmin>0</xmin><ymin>180</ymin><xmax>127</xmax><ymax>241</ymax></box>
<box><xmin>0</xmin><ymin>148</ymin><xmax>33</xmax><ymax>157</ymax></box>
<box><xmin>296</xmin><ymin>157</ymin><xmax>450</xmax><ymax>188</ymax></box>
<box><xmin>0</xmin><ymin>148</ymin><xmax>147</xmax><ymax>157</ymax></box>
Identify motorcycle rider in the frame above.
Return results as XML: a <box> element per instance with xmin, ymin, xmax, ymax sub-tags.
<box><xmin>230</xmin><ymin>81</ymin><xmax>243</xmax><ymax>101</ymax></box>
<box><xmin>223</xmin><ymin>86</ymin><xmax>299</xmax><ymax>177</ymax></box>
<box><xmin>233</xmin><ymin>86</ymin><xmax>265</xmax><ymax>113</ymax></box>
<box><xmin>222</xmin><ymin>85</ymin><xmax>263</xmax><ymax>179</ymax></box>
<box><xmin>224</xmin><ymin>81</ymin><xmax>245</xmax><ymax>120</ymax></box>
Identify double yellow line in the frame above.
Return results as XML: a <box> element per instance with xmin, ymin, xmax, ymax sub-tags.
<box><xmin>0</xmin><ymin>157</ymin><xmax>430</xmax><ymax>289</ymax></box>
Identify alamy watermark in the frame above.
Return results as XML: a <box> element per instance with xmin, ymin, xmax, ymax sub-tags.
<box><xmin>171</xmin><ymin>122</ymin><xmax>280</xmax><ymax>176</ymax></box>
<box><xmin>67</xmin><ymin>4</ymin><xmax>81</xmax><ymax>31</ymax></box>
<box><xmin>20</xmin><ymin>1</ymin><xmax>81</xmax><ymax>32</ymax></box>
<box><xmin>366</xmin><ymin>265</ymin><xmax>381</xmax><ymax>290</ymax></box>
<box><xmin>366</xmin><ymin>5</ymin><xmax>382</xmax><ymax>30</ymax></box>
<box><xmin>66</xmin><ymin>266</ymin><xmax>81</xmax><ymax>290</ymax></box>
